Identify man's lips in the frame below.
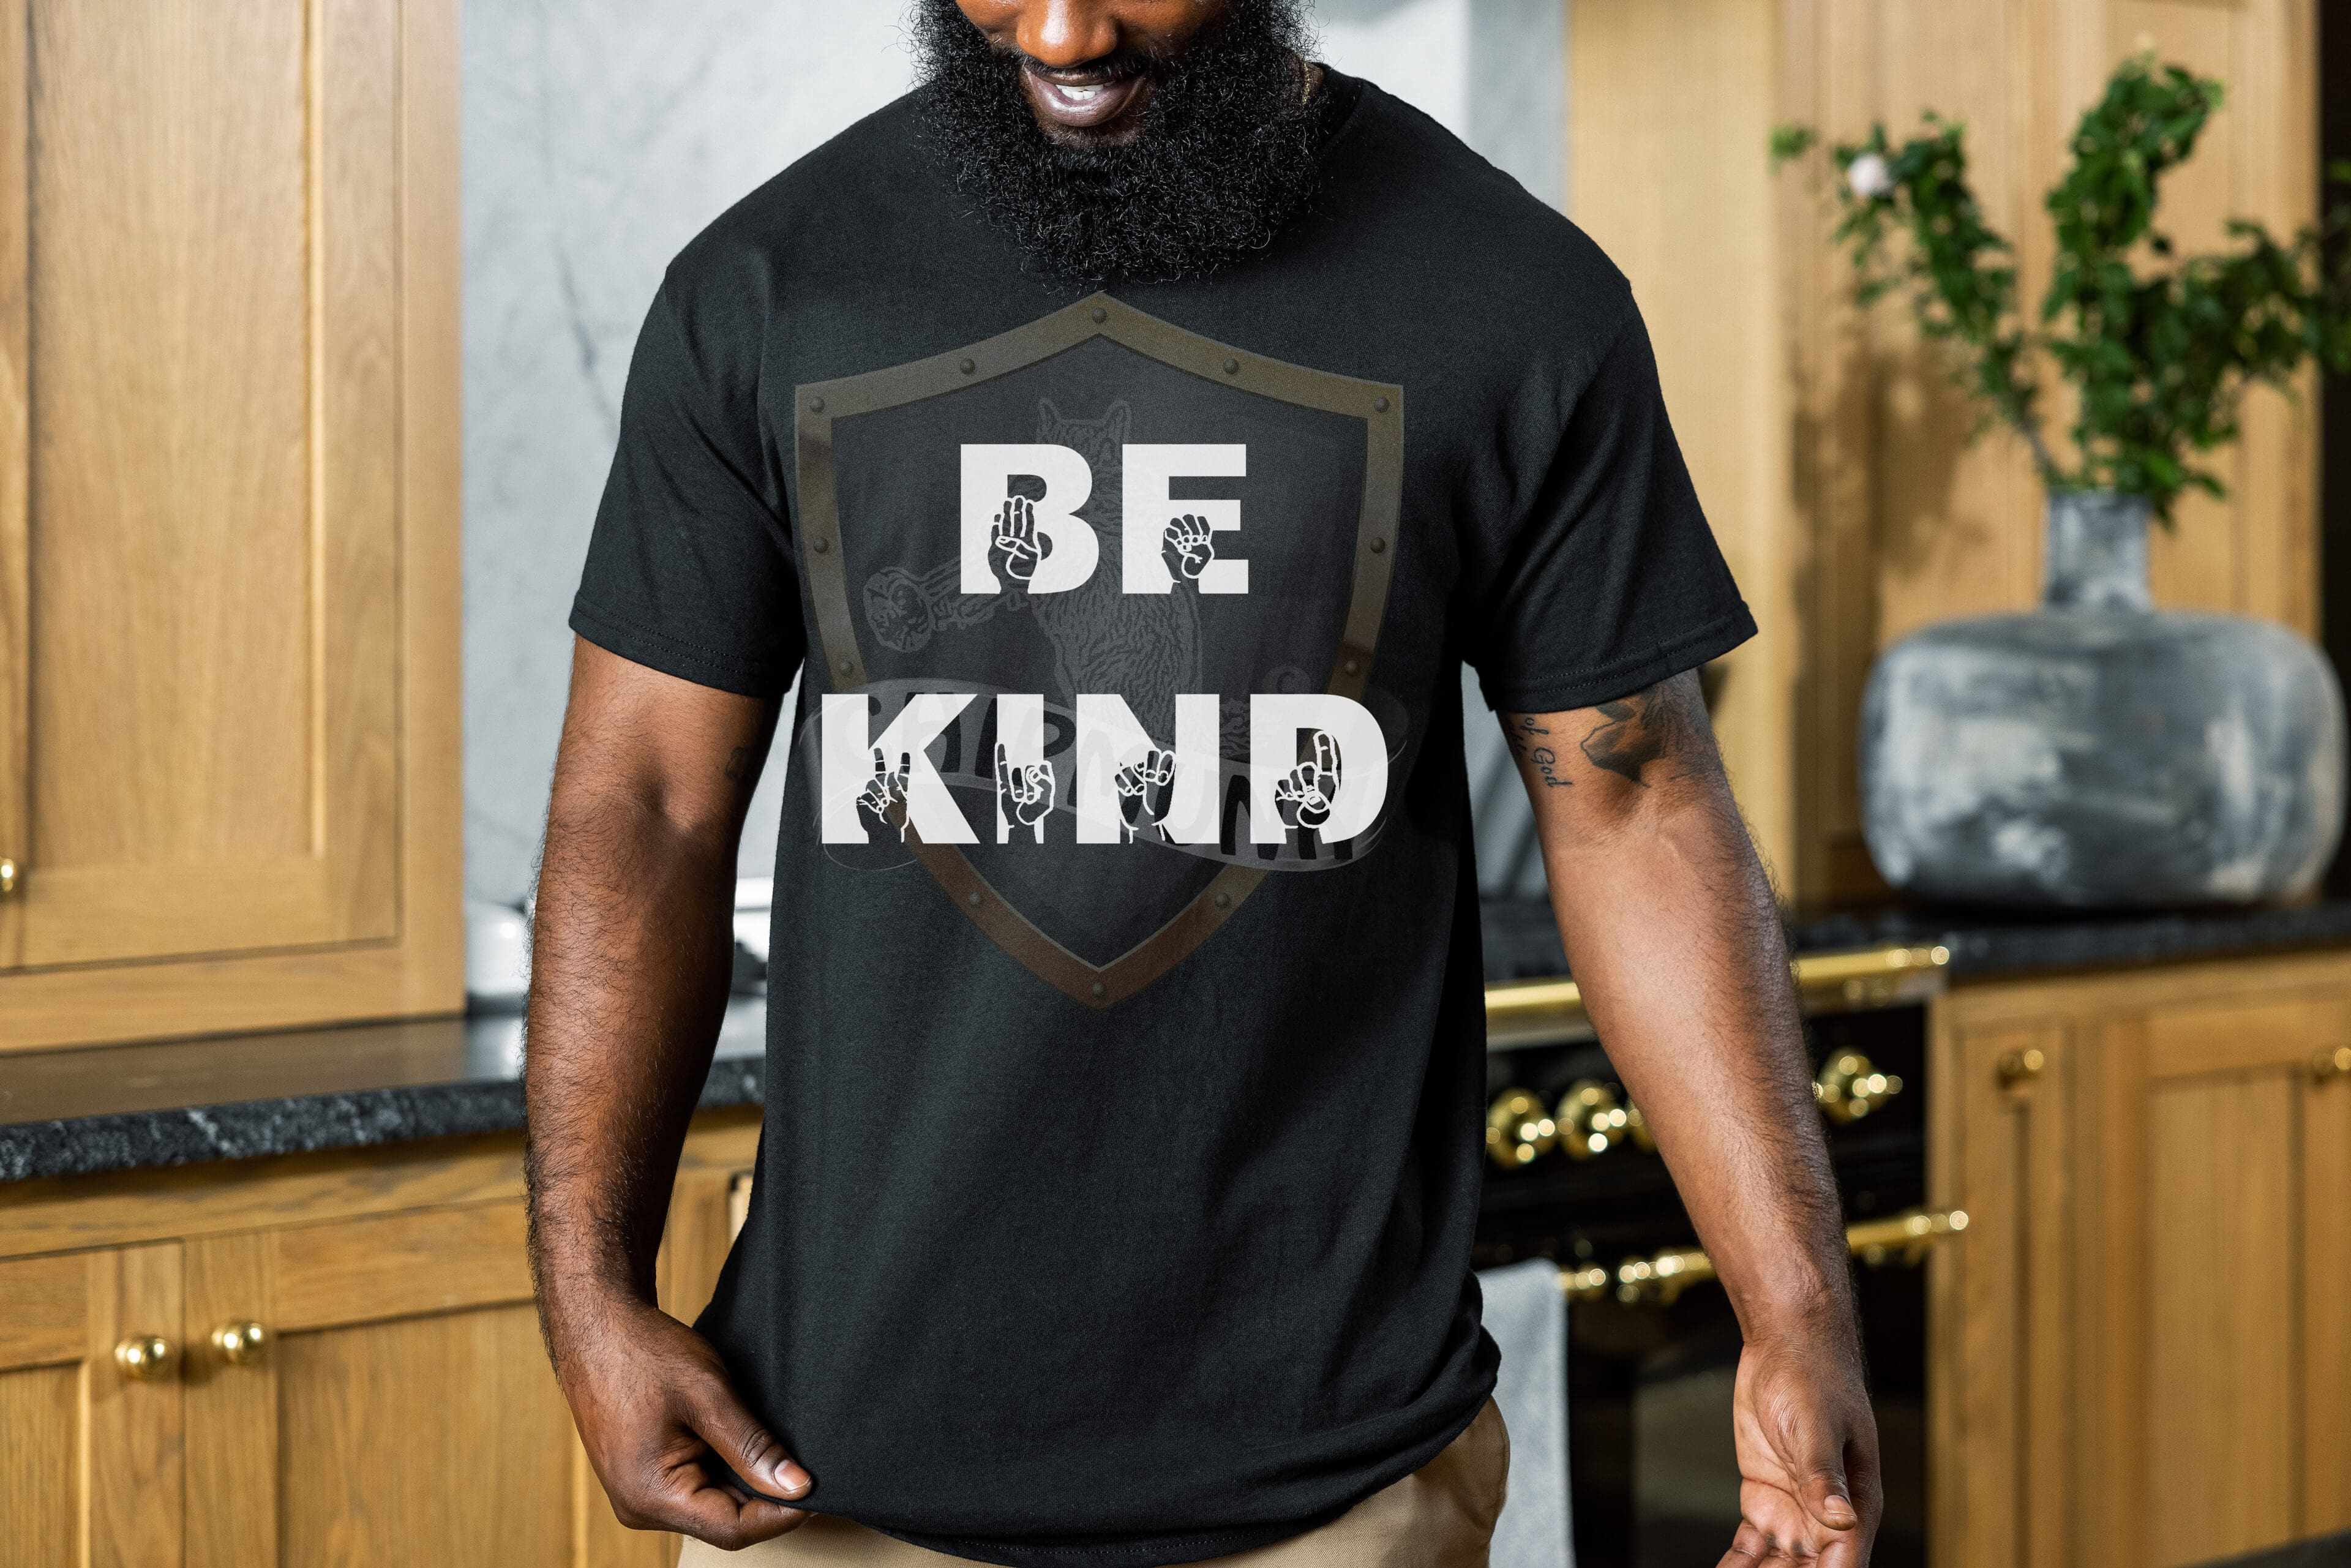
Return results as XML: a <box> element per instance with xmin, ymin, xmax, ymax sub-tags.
<box><xmin>1022</xmin><ymin>68</ymin><xmax>1150</xmax><ymax>130</ymax></box>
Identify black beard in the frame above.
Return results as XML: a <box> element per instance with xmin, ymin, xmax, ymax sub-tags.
<box><xmin>911</xmin><ymin>0</ymin><xmax>1331</xmax><ymax>285</ymax></box>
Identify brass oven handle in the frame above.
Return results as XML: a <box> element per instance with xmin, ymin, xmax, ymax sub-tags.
<box><xmin>1486</xmin><ymin>942</ymin><xmax>1952</xmax><ymax>1044</ymax></box>
<box><xmin>1563</xmin><ymin>1207</ymin><xmax>1970</xmax><ymax>1305</ymax></box>
<box><xmin>113</xmin><ymin>1335</ymin><xmax>177</xmax><ymax>1382</ymax></box>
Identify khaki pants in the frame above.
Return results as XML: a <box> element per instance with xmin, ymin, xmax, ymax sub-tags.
<box><xmin>680</xmin><ymin>1398</ymin><xmax>1509</xmax><ymax>1568</ymax></box>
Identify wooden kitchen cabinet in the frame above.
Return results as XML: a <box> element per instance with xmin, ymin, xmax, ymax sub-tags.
<box><xmin>0</xmin><ymin>1244</ymin><xmax>187</xmax><ymax>1566</ymax></box>
<box><xmin>0</xmin><ymin>1112</ymin><xmax>758</xmax><ymax>1568</ymax></box>
<box><xmin>1930</xmin><ymin>950</ymin><xmax>2351</xmax><ymax>1567</ymax></box>
<box><xmin>0</xmin><ymin>0</ymin><xmax>464</xmax><ymax>1049</ymax></box>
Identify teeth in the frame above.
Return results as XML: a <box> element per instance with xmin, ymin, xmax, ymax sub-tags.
<box><xmin>1062</xmin><ymin>84</ymin><xmax>1104</xmax><ymax>102</ymax></box>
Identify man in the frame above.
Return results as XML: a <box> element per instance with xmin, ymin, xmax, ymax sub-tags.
<box><xmin>526</xmin><ymin>1</ymin><xmax>1881</xmax><ymax>1563</ymax></box>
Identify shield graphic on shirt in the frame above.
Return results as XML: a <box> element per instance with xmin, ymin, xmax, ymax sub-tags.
<box><xmin>795</xmin><ymin>293</ymin><xmax>1403</xmax><ymax>1009</ymax></box>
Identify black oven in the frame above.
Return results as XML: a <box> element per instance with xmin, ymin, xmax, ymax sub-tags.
<box><xmin>1474</xmin><ymin>931</ymin><xmax>1938</xmax><ymax>1567</ymax></box>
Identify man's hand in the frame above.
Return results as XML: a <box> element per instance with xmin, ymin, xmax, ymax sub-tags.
<box><xmin>1726</xmin><ymin>1335</ymin><xmax>1881</xmax><ymax>1564</ymax></box>
<box><xmin>561</xmin><ymin>1291</ymin><xmax>812</xmax><ymax>1547</ymax></box>
<box><xmin>527</xmin><ymin>640</ymin><xmax>810</xmax><ymax>1548</ymax></box>
<box><xmin>1502</xmin><ymin>672</ymin><xmax>1878</xmax><ymax>1565</ymax></box>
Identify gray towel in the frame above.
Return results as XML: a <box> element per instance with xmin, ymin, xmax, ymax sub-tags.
<box><xmin>1477</xmin><ymin>1259</ymin><xmax>1573</xmax><ymax>1568</ymax></box>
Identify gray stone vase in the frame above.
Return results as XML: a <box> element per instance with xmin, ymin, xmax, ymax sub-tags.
<box><xmin>1860</xmin><ymin>491</ymin><xmax>2347</xmax><ymax>908</ymax></box>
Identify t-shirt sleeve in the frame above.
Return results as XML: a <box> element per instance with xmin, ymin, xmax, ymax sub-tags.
<box><xmin>1464</xmin><ymin>305</ymin><xmax>1755</xmax><ymax>715</ymax></box>
<box><xmin>568</xmin><ymin>276</ymin><xmax>804</xmax><ymax>699</ymax></box>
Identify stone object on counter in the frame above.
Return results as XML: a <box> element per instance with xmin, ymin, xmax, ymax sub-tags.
<box><xmin>1861</xmin><ymin>492</ymin><xmax>2347</xmax><ymax>909</ymax></box>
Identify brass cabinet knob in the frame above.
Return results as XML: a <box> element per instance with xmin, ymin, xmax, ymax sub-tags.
<box><xmin>113</xmin><ymin>1335</ymin><xmax>176</xmax><ymax>1382</ymax></box>
<box><xmin>1815</xmin><ymin>1051</ymin><xmax>1903</xmax><ymax>1123</ymax></box>
<box><xmin>211</xmin><ymin>1319</ymin><xmax>270</xmax><ymax>1366</ymax></box>
<box><xmin>1485</xmin><ymin>1088</ymin><xmax>1558</xmax><ymax>1169</ymax></box>
<box><xmin>1997</xmin><ymin>1047</ymin><xmax>2047</xmax><ymax>1089</ymax></box>
<box><xmin>1558</xmin><ymin>1079</ymin><xmax>1631</xmax><ymax>1160</ymax></box>
<box><xmin>0</xmin><ymin>857</ymin><xmax>17</xmax><ymax>896</ymax></box>
<box><xmin>2314</xmin><ymin>1047</ymin><xmax>2351</xmax><ymax>1084</ymax></box>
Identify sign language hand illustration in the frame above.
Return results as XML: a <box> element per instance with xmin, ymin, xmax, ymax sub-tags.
<box><xmin>1162</xmin><ymin>512</ymin><xmax>1217</xmax><ymax>583</ymax></box>
<box><xmin>992</xmin><ymin>492</ymin><xmax>1044</xmax><ymax>585</ymax></box>
<box><xmin>858</xmin><ymin>749</ymin><xmax>910</xmax><ymax>842</ymax></box>
<box><xmin>1275</xmin><ymin>730</ymin><xmax>1341</xmax><ymax>851</ymax></box>
<box><xmin>995</xmin><ymin>742</ymin><xmax>1056</xmax><ymax>843</ymax></box>
<box><xmin>1113</xmin><ymin>748</ymin><xmax>1179</xmax><ymax>841</ymax></box>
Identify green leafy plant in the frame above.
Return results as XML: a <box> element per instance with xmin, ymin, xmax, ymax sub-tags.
<box><xmin>1774</xmin><ymin>56</ymin><xmax>2351</xmax><ymax>520</ymax></box>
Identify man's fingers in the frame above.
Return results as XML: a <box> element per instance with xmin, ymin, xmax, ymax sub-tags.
<box><xmin>1719</xmin><ymin>1520</ymin><xmax>1777</xmax><ymax>1566</ymax></box>
<box><xmin>659</xmin><ymin>1474</ymin><xmax>806</xmax><ymax>1551</ymax></box>
<box><xmin>1798</xmin><ymin>1450</ymin><xmax>1861</xmax><ymax>1532</ymax></box>
<box><xmin>685</xmin><ymin>1386</ymin><xmax>810</xmax><ymax>1504</ymax></box>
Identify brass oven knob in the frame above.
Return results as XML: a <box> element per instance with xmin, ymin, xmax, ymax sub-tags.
<box><xmin>1997</xmin><ymin>1047</ymin><xmax>2047</xmax><ymax>1089</ymax></box>
<box><xmin>1558</xmin><ymin>1079</ymin><xmax>1631</xmax><ymax>1159</ymax></box>
<box><xmin>1815</xmin><ymin>1052</ymin><xmax>1903</xmax><ymax>1123</ymax></box>
<box><xmin>211</xmin><ymin>1320</ymin><xmax>270</xmax><ymax>1366</ymax></box>
<box><xmin>0</xmin><ymin>857</ymin><xmax>17</xmax><ymax>896</ymax></box>
<box><xmin>2314</xmin><ymin>1047</ymin><xmax>2351</xmax><ymax>1084</ymax></box>
<box><xmin>113</xmin><ymin>1335</ymin><xmax>176</xmax><ymax>1382</ymax></box>
<box><xmin>1485</xmin><ymin>1089</ymin><xmax>1558</xmax><ymax>1169</ymax></box>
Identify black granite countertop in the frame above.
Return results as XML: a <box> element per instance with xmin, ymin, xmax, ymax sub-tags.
<box><xmin>0</xmin><ymin>999</ymin><xmax>767</xmax><ymax>1185</ymax></box>
<box><xmin>9</xmin><ymin>898</ymin><xmax>2351</xmax><ymax>1187</ymax></box>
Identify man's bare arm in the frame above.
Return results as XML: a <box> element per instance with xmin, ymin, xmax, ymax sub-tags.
<box><xmin>1502</xmin><ymin>673</ymin><xmax>1880</xmax><ymax>1566</ymax></box>
<box><xmin>526</xmin><ymin>637</ymin><xmax>809</xmax><ymax>1546</ymax></box>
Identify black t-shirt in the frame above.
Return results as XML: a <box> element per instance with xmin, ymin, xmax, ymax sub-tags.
<box><xmin>572</xmin><ymin>72</ymin><xmax>1751</xmax><ymax>1568</ymax></box>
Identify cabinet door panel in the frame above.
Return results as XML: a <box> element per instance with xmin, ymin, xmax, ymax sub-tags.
<box><xmin>0</xmin><ymin>1245</ymin><xmax>185</xmax><ymax>1568</ymax></box>
<box><xmin>2104</xmin><ymin>982</ymin><xmax>2351</xmax><ymax>1566</ymax></box>
<box><xmin>2145</xmin><ymin>1070</ymin><xmax>2299</xmax><ymax>1562</ymax></box>
<box><xmin>278</xmin><ymin>1307</ymin><xmax>575</xmax><ymax>1567</ymax></box>
<box><xmin>0</xmin><ymin>1363</ymin><xmax>78</xmax><ymax>1566</ymax></box>
<box><xmin>1933</xmin><ymin>1019</ymin><xmax>2074</xmax><ymax>1568</ymax></box>
<box><xmin>2308</xmin><ymin>1065</ymin><xmax>2351</xmax><ymax>1531</ymax></box>
<box><xmin>188</xmin><ymin>1204</ymin><xmax>603</xmax><ymax>1568</ymax></box>
<box><xmin>6</xmin><ymin>0</ymin><xmax>399</xmax><ymax>970</ymax></box>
